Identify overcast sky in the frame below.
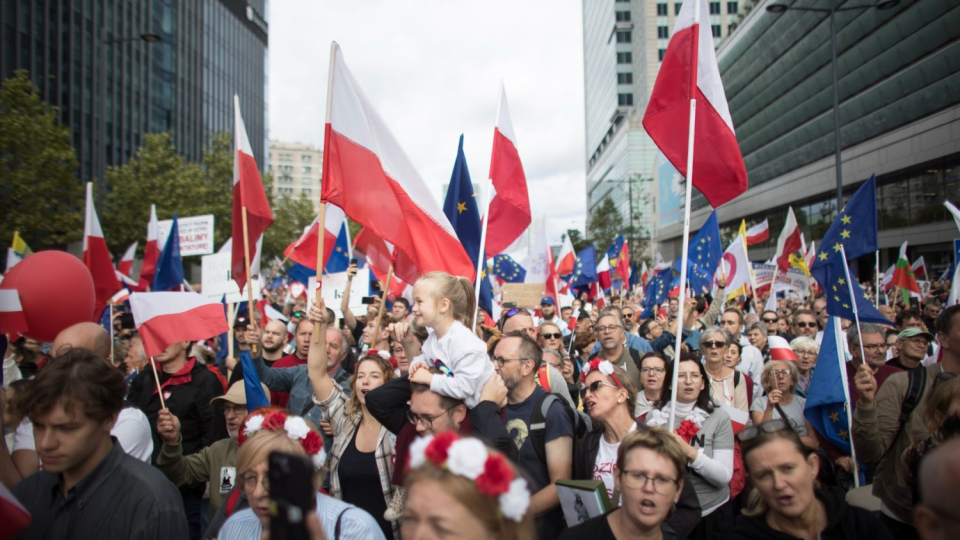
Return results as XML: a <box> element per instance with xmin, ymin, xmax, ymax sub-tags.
<box><xmin>268</xmin><ymin>0</ymin><xmax>586</xmax><ymax>244</ymax></box>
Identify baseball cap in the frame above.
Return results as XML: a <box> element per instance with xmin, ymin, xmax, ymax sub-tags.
<box><xmin>540</xmin><ymin>297</ymin><xmax>556</xmax><ymax>306</ymax></box>
<box><xmin>234</xmin><ymin>315</ymin><xmax>249</xmax><ymax>327</ymax></box>
<box><xmin>211</xmin><ymin>380</ymin><xmax>271</xmax><ymax>407</ymax></box>
<box><xmin>898</xmin><ymin>327</ymin><xmax>934</xmax><ymax>342</ymax></box>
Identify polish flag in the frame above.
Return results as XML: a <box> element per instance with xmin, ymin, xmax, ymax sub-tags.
<box><xmin>484</xmin><ymin>82</ymin><xmax>532</xmax><ymax>256</ymax></box>
<box><xmin>115</xmin><ymin>270</ymin><xmax>148</xmax><ymax>292</ymax></box>
<box><xmin>320</xmin><ymin>44</ymin><xmax>474</xmax><ymax>281</ymax></box>
<box><xmin>597</xmin><ymin>254</ymin><xmax>612</xmax><ymax>291</ymax></box>
<box><xmin>84</xmin><ymin>182</ymin><xmax>121</xmax><ymax>313</ymax></box>
<box><xmin>640</xmin><ymin>261</ymin><xmax>649</xmax><ymax>286</ymax></box>
<box><xmin>256</xmin><ymin>299</ymin><xmax>288</xmax><ymax>327</ymax></box>
<box><xmin>129</xmin><ymin>292</ymin><xmax>229</xmax><ymax>358</ymax></box>
<box><xmin>0</xmin><ymin>481</ymin><xmax>30</xmax><ymax>538</ymax></box>
<box><xmin>768</xmin><ymin>335</ymin><xmax>798</xmax><ymax>361</ymax></box>
<box><xmin>718</xmin><ymin>403</ymin><xmax>749</xmax><ymax>434</ymax></box>
<box><xmin>141</xmin><ymin>205</ymin><xmax>160</xmax><ymax>283</ymax></box>
<box><xmin>555</xmin><ymin>235</ymin><xmax>576</xmax><ymax>277</ymax></box>
<box><xmin>567</xmin><ymin>308</ymin><xmax>581</xmax><ymax>332</ymax></box>
<box><xmin>118</xmin><ymin>241</ymin><xmax>137</xmax><ymax>277</ymax></box>
<box><xmin>110</xmin><ymin>288</ymin><xmax>131</xmax><ymax>305</ymax></box>
<box><xmin>232</xmin><ymin>95</ymin><xmax>274</xmax><ymax>292</ymax></box>
<box><xmin>0</xmin><ymin>289</ymin><xmax>29</xmax><ymax>336</ymax></box>
<box><xmin>745</xmin><ymin>219</ymin><xmax>769</xmax><ymax>245</ymax></box>
<box><xmin>642</xmin><ymin>0</ymin><xmax>747</xmax><ymax>208</ymax></box>
<box><xmin>804</xmin><ymin>240</ymin><xmax>817</xmax><ymax>271</ymax></box>
<box><xmin>911</xmin><ymin>256</ymin><xmax>928</xmax><ymax>281</ymax></box>
<box><xmin>284</xmin><ymin>204</ymin><xmax>347</xmax><ymax>270</ymax></box>
<box><xmin>773</xmin><ymin>207</ymin><xmax>803</xmax><ymax>273</ymax></box>
<box><xmin>353</xmin><ymin>228</ymin><xmax>419</xmax><ymax>286</ymax></box>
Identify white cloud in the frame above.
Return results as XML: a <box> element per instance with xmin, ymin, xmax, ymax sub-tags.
<box><xmin>268</xmin><ymin>0</ymin><xmax>586</xmax><ymax>243</ymax></box>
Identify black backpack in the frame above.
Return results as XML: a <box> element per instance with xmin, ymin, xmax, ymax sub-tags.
<box><xmin>529</xmin><ymin>391</ymin><xmax>592</xmax><ymax>466</ymax></box>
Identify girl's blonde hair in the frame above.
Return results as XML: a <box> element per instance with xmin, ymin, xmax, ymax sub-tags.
<box><xmin>346</xmin><ymin>354</ymin><xmax>398</xmax><ymax>417</ymax></box>
<box><xmin>415</xmin><ymin>271</ymin><xmax>476</xmax><ymax>327</ymax></box>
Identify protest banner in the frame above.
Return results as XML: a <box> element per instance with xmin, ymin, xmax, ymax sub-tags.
<box><xmin>307</xmin><ymin>267</ymin><xmax>369</xmax><ymax>318</ymax></box>
<box><xmin>157</xmin><ymin>214</ymin><xmax>215</xmax><ymax>257</ymax></box>
<box><xmin>502</xmin><ymin>283</ymin><xmax>546</xmax><ymax>309</ymax></box>
<box><xmin>201</xmin><ymin>250</ymin><xmax>260</xmax><ymax>303</ymax></box>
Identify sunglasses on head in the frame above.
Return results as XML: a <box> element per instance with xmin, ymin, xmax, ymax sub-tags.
<box><xmin>737</xmin><ymin>419</ymin><xmax>791</xmax><ymax>443</ymax></box>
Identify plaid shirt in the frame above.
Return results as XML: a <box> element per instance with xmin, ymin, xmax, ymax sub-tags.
<box><xmin>314</xmin><ymin>385</ymin><xmax>399</xmax><ymax>540</ymax></box>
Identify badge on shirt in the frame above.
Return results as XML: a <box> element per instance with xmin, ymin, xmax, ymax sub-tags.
<box><xmin>163</xmin><ymin>390</ymin><xmax>172</xmax><ymax>402</ymax></box>
<box><xmin>220</xmin><ymin>467</ymin><xmax>236</xmax><ymax>494</ymax></box>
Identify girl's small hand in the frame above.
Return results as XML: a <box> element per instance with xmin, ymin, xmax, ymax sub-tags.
<box><xmin>408</xmin><ymin>362</ymin><xmax>423</xmax><ymax>377</ymax></box>
<box><xmin>389</xmin><ymin>322</ymin><xmax>416</xmax><ymax>345</ymax></box>
<box><xmin>408</xmin><ymin>367</ymin><xmax>433</xmax><ymax>386</ymax></box>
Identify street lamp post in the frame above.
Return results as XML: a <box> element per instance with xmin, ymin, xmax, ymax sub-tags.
<box><xmin>97</xmin><ymin>31</ymin><xmax>161</xmax><ymax>214</ymax></box>
<box><xmin>766</xmin><ymin>1</ymin><xmax>899</xmax><ymax>208</ymax></box>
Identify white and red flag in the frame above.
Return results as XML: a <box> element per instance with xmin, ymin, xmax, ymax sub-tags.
<box><xmin>773</xmin><ymin>207</ymin><xmax>803</xmax><ymax>273</ymax></box>
<box><xmin>0</xmin><ymin>289</ymin><xmax>29</xmax><ymax>337</ymax></box>
<box><xmin>745</xmin><ymin>219</ymin><xmax>769</xmax><ymax>245</ymax></box>
<box><xmin>555</xmin><ymin>234</ymin><xmax>576</xmax><ymax>277</ymax></box>
<box><xmin>597</xmin><ymin>253</ymin><xmax>612</xmax><ymax>291</ymax></box>
<box><xmin>110</xmin><ymin>288</ymin><xmax>131</xmax><ymax>305</ymax></box>
<box><xmin>0</xmin><ymin>481</ymin><xmax>30</xmax><ymax>539</ymax></box>
<box><xmin>484</xmin><ymin>82</ymin><xmax>532</xmax><ymax>256</ymax></box>
<box><xmin>718</xmin><ymin>403</ymin><xmax>749</xmax><ymax>434</ymax></box>
<box><xmin>140</xmin><ymin>205</ymin><xmax>160</xmax><ymax>283</ymax></box>
<box><xmin>640</xmin><ymin>261</ymin><xmax>650</xmax><ymax>286</ymax></box>
<box><xmin>232</xmin><ymin>95</ymin><xmax>274</xmax><ymax>291</ymax></box>
<box><xmin>911</xmin><ymin>256</ymin><xmax>928</xmax><ymax>281</ymax></box>
<box><xmin>84</xmin><ymin>182</ymin><xmax>121</xmax><ymax>312</ymax></box>
<box><xmin>129</xmin><ymin>292</ymin><xmax>229</xmax><ymax>358</ymax></box>
<box><xmin>284</xmin><ymin>204</ymin><xmax>347</xmax><ymax>270</ymax></box>
<box><xmin>118</xmin><ymin>241</ymin><xmax>137</xmax><ymax>277</ymax></box>
<box><xmin>768</xmin><ymin>335</ymin><xmax>799</xmax><ymax>361</ymax></box>
<box><xmin>642</xmin><ymin>0</ymin><xmax>747</xmax><ymax>208</ymax></box>
<box><xmin>353</xmin><ymin>228</ymin><xmax>419</xmax><ymax>286</ymax></box>
<box><xmin>717</xmin><ymin>235</ymin><xmax>751</xmax><ymax>294</ymax></box>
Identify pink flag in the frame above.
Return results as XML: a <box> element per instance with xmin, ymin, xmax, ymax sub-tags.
<box><xmin>129</xmin><ymin>292</ymin><xmax>229</xmax><ymax>358</ymax></box>
<box><xmin>0</xmin><ymin>289</ymin><xmax>29</xmax><ymax>337</ymax></box>
<box><xmin>321</xmin><ymin>44</ymin><xmax>474</xmax><ymax>281</ymax></box>
<box><xmin>118</xmin><ymin>241</ymin><xmax>137</xmax><ymax>277</ymax></box>
<box><xmin>485</xmin><ymin>82</ymin><xmax>532</xmax><ymax>256</ymax></box>
<box><xmin>642</xmin><ymin>0</ymin><xmax>747</xmax><ymax>208</ymax></box>
<box><xmin>284</xmin><ymin>204</ymin><xmax>346</xmax><ymax>270</ymax></box>
<box><xmin>774</xmin><ymin>207</ymin><xmax>802</xmax><ymax>273</ymax></box>
<box><xmin>232</xmin><ymin>95</ymin><xmax>274</xmax><ymax>291</ymax></box>
<box><xmin>84</xmin><ymin>183</ymin><xmax>121</xmax><ymax>313</ymax></box>
<box><xmin>141</xmin><ymin>205</ymin><xmax>159</xmax><ymax>283</ymax></box>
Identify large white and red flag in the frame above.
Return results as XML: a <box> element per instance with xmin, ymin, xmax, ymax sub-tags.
<box><xmin>484</xmin><ymin>82</ymin><xmax>532</xmax><ymax>256</ymax></box>
<box><xmin>597</xmin><ymin>253</ymin><xmax>612</xmax><ymax>291</ymax></box>
<box><xmin>353</xmin><ymin>227</ymin><xmax>419</xmax><ymax>286</ymax></box>
<box><xmin>774</xmin><ymin>207</ymin><xmax>803</xmax><ymax>273</ymax></box>
<box><xmin>320</xmin><ymin>44</ymin><xmax>474</xmax><ymax>280</ymax></box>
<box><xmin>642</xmin><ymin>0</ymin><xmax>747</xmax><ymax>208</ymax></box>
<box><xmin>118</xmin><ymin>241</ymin><xmax>137</xmax><ymax>277</ymax></box>
<box><xmin>129</xmin><ymin>292</ymin><xmax>229</xmax><ymax>358</ymax></box>
<box><xmin>232</xmin><ymin>95</ymin><xmax>274</xmax><ymax>291</ymax></box>
<box><xmin>745</xmin><ymin>219</ymin><xmax>769</xmax><ymax>245</ymax></box>
<box><xmin>555</xmin><ymin>234</ymin><xmax>576</xmax><ymax>277</ymax></box>
<box><xmin>140</xmin><ymin>205</ymin><xmax>160</xmax><ymax>283</ymax></box>
<box><xmin>84</xmin><ymin>182</ymin><xmax>121</xmax><ymax>312</ymax></box>
<box><xmin>284</xmin><ymin>204</ymin><xmax>346</xmax><ymax>270</ymax></box>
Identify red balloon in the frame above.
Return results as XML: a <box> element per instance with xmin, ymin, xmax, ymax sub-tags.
<box><xmin>1</xmin><ymin>251</ymin><xmax>97</xmax><ymax>342</ymax></box>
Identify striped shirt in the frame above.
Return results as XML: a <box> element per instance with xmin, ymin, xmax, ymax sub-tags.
<box><xmin>216</xmin><ymin>493</ymin><xmax>385</xmax><ymax>540</ymax></box>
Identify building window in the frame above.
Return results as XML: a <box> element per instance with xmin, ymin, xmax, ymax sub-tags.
<box><xmin>617</xmin><ymin>72</ymin><xmax>633</xmax><ymax>84</ymax></box>
<box><xmin>657</xmin><ymin>26</ymin><xmax>669</xmax><ymax>38</ymax></box>
<box><xmin>302</xmin><ymin>166</ymin><xmax>311</xmax><ymax>173</ymax></box>
<box><xmin>615</xmin><ymin>0</ymin><xmax>629</xmax><ymax>3</ymax></box>
<box><xmin>618</xmin><ymin>93</ymin><xmax>634</xmax><ymax>106</ymax></box>
<box><xmin>616</xmin><ymin>31</ymin><xmax>632</xmax><ymax>43</ymax></box>
<box><xmin>302</xmin><ymin>188</ymin><xmax>312</xmax><ymax>196</ymax></box>
<box><xmin>727</xmin><ymin>2</ymin><xmax>738</xmax><ymax>14</ymax></box>
<box><xmin>675</xmin><ymin>3</ymin><xmax>682</xmax><ymax>15</ymax></box>
<box><xmin>617</xmin><ymin>51</ymin><xmax>633</xmax><ymax>64</ymax></box>
<box><xmin>712</xmin><ymin>24</ymin><xmax>722</xmax><ymax>37</ymax></box>
<box><xmin>302</xmin><ymin>155</ymin><xmax>311</xmax><ymax>163</ymax></box>
<box><xmin>657</xmin><ymin>3</ymin><xmax>668</xmax><ymax>16</ymax></box>
<box><xmin>658</xmin><ymin>48</ymin><xmax>666</xmax><ymax>61</ymax></box>
<box><xmin>616</xmin><ymin>11</ymin><xmax>631</xmax><ymax>22</ymax></box>
<box><xmin>710</xmin><ymin>2</ymin><xmax>721</xmax><ymax>15</ymax></box>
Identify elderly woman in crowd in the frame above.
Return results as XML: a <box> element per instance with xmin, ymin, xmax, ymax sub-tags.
<box><xmin>700</xmin><ymin>328</ymin><xmax>750</xmax><ymax>414</ymax></box>
<box><xmin>789</xmin><ymin>337</ymin><xmax>818</xmax><ymax>397</ymax></box>
<box><xmin>307</xmin><ymin>300</ymin><xmax>399</xmax><ymax>540</ymax></box>
<box><xmin>402</xmin><ymin>433</ymin><xmax>535</xmax><ymax>540</ymax></box>
<box><xmin>216</xmin><ymin>407</ymin><xmax>385</xmax><ymax>540</ymax></box>
<box><xmin>646</xmin><ymin>354</ymin><xmax>735</xmax><ymax>540</ymax></box>
<box><xmin>636</xmin><ymin>352</ymin><xmax>669</xmax><ymax>417</ymax></box>
<box><xmin>728</xmin><ymin>421</ymin><xmax>892</xmax><ymax>540</ymax></box>
<box><xmin>562</xmin><ymin>428</ymin><xmax>697</xmax><ymax>540</ymax></box>
<box><xmin>750</xmin><ymin>361</ymin><xmax>819</xmax><ymax>451</ymax></box>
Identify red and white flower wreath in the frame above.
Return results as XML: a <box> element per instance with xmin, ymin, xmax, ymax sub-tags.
<box><xmin>239</xmin><ymin>410</ymin><xmax>326</xmax><ymax>469</ymax></box>
<box><xmin>408</xmin><ymin>432</ymin><xmax>531</xmax><ymax>522</ymax></box>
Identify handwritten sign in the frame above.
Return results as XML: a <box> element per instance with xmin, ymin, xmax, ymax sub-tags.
<box><xmin>502</xmin><ymin>283</ymin><xmax>547</xmax><ymax>309</ymax></box>
<box><xmin>200</xmin><ymin>251</ymin><xmax>260</xmax><ymax>303</ymax></box>
<box><xmin>157</xmin><ymin>214</ymin><xmax>215</xmax><ymax>257</ymax></box>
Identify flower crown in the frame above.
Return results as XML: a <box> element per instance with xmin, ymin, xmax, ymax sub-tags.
<box><xmin>408</xmin><ymin>432</ymin><xmax>530</xmax><ymax>522</ymax></box>
<box><xmin>366</xmin><ymin>349</ymin><xmax>398</xmax><ymax>370</ymax></box>
<box><xmin>238</xmin><ymin>409</ymin><xmax>326</xmax><ymax>469</ymax></box>
<box><xmin>580</xmin><ymin>358</ymin><xmax>623</xmax><ymax>388</ymax></box>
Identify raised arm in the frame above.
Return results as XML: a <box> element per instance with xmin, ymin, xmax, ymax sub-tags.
<box><xmin>306</xmin><ymin>299</ymin><xmax>335</xmax><ymax>403</ymax></box>
<box><xmin>341</xmin><ymin>263</ymin><xmax>359</xmax><ymax>332</ymax></box>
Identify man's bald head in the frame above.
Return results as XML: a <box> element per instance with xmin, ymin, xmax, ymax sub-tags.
<box><xmin>52</xmin><ymin>322</ymin><xmax>112</xmax><ymax>361</ymax></box>
<box><xmin>916</xmin><ymin>438</ymin><xmax>960</xmax><ymax>540</ymax></box>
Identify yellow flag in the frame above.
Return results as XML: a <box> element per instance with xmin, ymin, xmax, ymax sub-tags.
<box><xmin>11</xmin><ymin>231</ymin><xmax>32</xmax><ymax>256</ymax></box>
<box><xmin>789</xmin><ymin>252</ymin><xmax>810</xmax><ymax>276</ymax></box>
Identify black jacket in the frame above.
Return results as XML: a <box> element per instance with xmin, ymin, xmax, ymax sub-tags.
<box><xmin>366</xmin><ymin>375</ymin><xmax>513</xmax><ymax>459</ymax></box>
<box><xmin>726</xmin><ymin>488</ymin><xmax>894</xmax><ymax>540</ymax></box>
<box><xmin>573</xmin><ymin>424</ymin><xmax>702</xmax><ymax>540</ymax></box>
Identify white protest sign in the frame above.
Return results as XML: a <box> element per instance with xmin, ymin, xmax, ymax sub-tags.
<box><xmin>752</xmin><ymin>263</ymin><xmax>810</xmax><ymax>295</ymax></box>
<box><xmin>307</xmin><ymin>267</ymin><xmax>369</xmax><ymax>318</ymax></box>
<box><xmin>201</xmin><ymin>250</ymin><xmax>261</xmax><ymax>303</ymax></box>
<box><xmin>157</xmin><ymin>214</ymin><xmax>215</xmax><ymax>256</ymax></box>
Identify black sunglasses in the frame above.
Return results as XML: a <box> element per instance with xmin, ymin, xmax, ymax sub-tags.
<box><xmin>540</xmin><ymin>332</ymin><xmax>563</xmax><ymax>340</ymax></box>
<box><xmin>796</xmin><ymin>322</ymin><xmax>817</xmax><ymax>328</ymax></box>
<box><xmin>701</xmin><ymin>340</ymin><xmax>727</xmax><ymax>349</ymax></box>
<box><xmin>579</xmin><ymin>379</ymin><xmax>619</xmax><ymax>398</ymax></box>
<box><xmin>762</xmin><ymin>318</ymin><xmax>778</xmax><ymax>323</ymax></box>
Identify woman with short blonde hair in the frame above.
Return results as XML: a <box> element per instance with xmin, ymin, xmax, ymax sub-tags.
<box><xmin>750</xmin><ymin>361</ymin><xmax>819</xmax><ymax>451</ymax></box>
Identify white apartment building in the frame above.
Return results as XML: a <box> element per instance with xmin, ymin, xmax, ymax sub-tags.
<box><xmin>268</xmin><ymin>140</ymin><xmax>323</xmax><ymax>212</ymax></box>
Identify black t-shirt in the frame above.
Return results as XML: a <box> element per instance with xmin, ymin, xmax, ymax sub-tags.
<box><xmin>558</xmin><ymin>512</ymin><xmax>617</xmax><ymax>540</ymax></box>
<box><xmin>338</xmin><ymin>429</ymin><xmax>391</xmax><ymax>539</ymax></box>
<box><xmin>886</xmin><ymin>357</ymin><xmax>923</xmax><ymax>371</ymax></box>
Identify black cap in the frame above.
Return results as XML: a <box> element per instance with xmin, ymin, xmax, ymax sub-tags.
<box><xmin>234</xmin><ymin>315</ymin><xmax>249</xmax><ymax>327</ymax></box>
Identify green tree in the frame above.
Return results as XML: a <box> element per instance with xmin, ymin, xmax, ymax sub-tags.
<box><xmin>564</xmin><ymin>229</ymin><xmax>590</xmax><ymax>253</ymax></box>
<box><xmin>262</xmin><ymin>193</ymin><xmax>316</xmax><ymax>262</ymax></box>
<box><xmin>588</xmin><ymin>196</ymin><xmax>625</xmax><ymax>256</ymax></box>
<box><xmin>0</xmin><ymin>69</ymin><xmax>82</xmax><ymax>248</ymax></box>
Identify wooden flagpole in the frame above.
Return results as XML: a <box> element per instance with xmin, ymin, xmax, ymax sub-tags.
<box><xmin>472</xmin><ymin>177</ymin><xmax>494</xmax><ymax>330</ymax></box>
<box><xmin>227</xmin><ymin>302</ymin><xmax>236</xmax><ymax>360</ymax></box>
<box><xmin>371</xmin><ymin>256</ymin><xmax>396</xmax><ymax>350</ymax></box>
<box><xmin>312</xmin><ymin>203</ymin><xmax>328</xmax><ymax>343</ymax></box>
<box><xmin>109</xmin><ymin>302</ymin><xmax>114</xmax><ymax>364</ymax></box>
<box><xmin>240</xmin><ymin>207</ymin><xmax>258</xmax><ymax>355</ymax></box>
<box><xmin>150</xmin><ymin>357</ymin><xmax>167</xmax><ymax>410</ymax></box>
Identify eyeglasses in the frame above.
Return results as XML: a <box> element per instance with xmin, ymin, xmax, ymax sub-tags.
<box><xmin>737</xmin><ymin>419</ymin><xmax>790</xmax><ymax>443</ymax></box>
<box><xmin>640</xmin><ymin>367</ymin><xmax>666</xmax><ymax>375</ymax></box>
<box><xmin>770</xmin><ymin>369</ymin><xmax>792</xmax><ymax>378</ymax></box>
<box><xmin>794</xmin><ymin>351</ymin><xmax>817</xmax><ymax>358</ymax></box>
<box><xmin>863</xmin><ymin>343</ymin><xmax>890</xmax><ymax>352</ymax></box>
<box><xmin>678</xmin><ymin>372</ymin><xmax>702</xmax><ymax>381</ymax></box>
<box><xmin>580</xmin><ymin>380</ymin><xmax>620</xmax><ymax>397</ymax></box>
<box><xmin>407</xmin><ymin>405</ymin><xmax>457</xmax><ymax>429</ymax></box>
<box><xmin>595</xmin><ymin>325</ymin><xmax>622</xmax><ymax>334</ymax></box>
<box><xmin>796</xmin><ymin>322</ymin><xmax>817</xmax><ymax>328</ymax></box>
<box><xmin>492</xmin><ymin>356</ymin><xmax>528</xmax><ymax>368</ymax></box>
<box><xmin>620</xmin><ymin>470</ymin><xmax>679</xmax><ymax>494</ymax></box>
<box><xmin>701</xmin><ymin>340</ymin><xmax>727</xmax><ymax>349</ymax></box>
<box><xmin>539</xmin><ymin>332</ymin><xmax>563</xmax><ymax>340</ymax></box>
<box><xmin>222</xmin><ymin>404</ymin><xmax>247</xmax><ymax>416</ymax></box>
<box><xmin>762</xmin><ymin>318</ymin><xmax>778</xmax><ymax>323</ymax></box>
<box><xmin>241</xmin><ymin>473</ymin><xmax>269</xmax><ymax>493</ymax></box>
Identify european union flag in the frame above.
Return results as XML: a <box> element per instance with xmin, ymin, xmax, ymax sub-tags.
<box><xmin>811</xmin><ymin>175</ymin><xmax>878</xmax><ymax>283</ymax></box>
<box><xmin>442</xmin><ymin>135</ymin><xmax>493</xmax><ymax>316</ymax></box>
<box><xmin>642</xmin><ymin>269</ymin><xmax>671</xmax><ymax>308</ymax></box>
<box><xmin>820</xmin><ymin>253</ymin><xmax>893</xmax><ymax>325</ymax></box>
<box><xmin>674</xmin><ymin>210</ymin><xmax>722</xmax><ymax>293</ymax></box>
<box><xmin>325</xmin><ymin>223</ymin><xmax>351</xmax><ymax>274</ymax></box>
<box><xmin>570</xmin><ymin>246</ymin><xmax>598</xmax><ymax>288</ymax></box>
<box><xmin>154</xmin><ymin>213</ymin><xmax>184</xmax><ymax>291</ymax></box>
<box><xmin>287</xmin><ymin>262</ymin><xmax>315</xmax><ymax>286</ymax></box>
<box><xmin>216</xmin><ymin>295</ymin><xmax>229</xmax><ymax>366</ymax></box>
<box><xmin>629</xmin><ymin>262</ymin><xmax>641</xmax><ymax>289</ymax></box>
<box><xmin>492</xmin><ymin>254</ymin><xmax>526</xmax><ymax>283</ymax></box>
<box><xmin>805</xmin><ymin>316</ymin><xmax>865</xmax><ymax>485</ymax></box>
<box><xmin>239</xmin><ymin>351</ymin><xmax>270</xmax><ymax>412</ymax></box>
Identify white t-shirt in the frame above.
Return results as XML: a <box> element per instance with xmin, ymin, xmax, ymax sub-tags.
<box><xmin>593</xmin><ymin>424</ymin><xmax>637</xmax><ymax>502</ymax></box>
<box><xmin>14</xmin><ymin>407</ymin><xmax>154</xmax><ymax>462</ymax></box>
<box><xmin>411</xmin><ymin>321</ymin><xmax>494</xmax><ymax>408</ymax></box>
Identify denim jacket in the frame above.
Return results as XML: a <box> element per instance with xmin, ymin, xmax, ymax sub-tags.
<box><xmin>249</xmin><ymin>351</ymin><xmax>322</xmax><ymax>425</ymax></box>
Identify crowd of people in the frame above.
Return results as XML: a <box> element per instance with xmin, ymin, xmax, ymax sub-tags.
<box><xmin>2</xmin><ymin>261</ymin><xmax>960</xmax><ymax>540</ymax></box>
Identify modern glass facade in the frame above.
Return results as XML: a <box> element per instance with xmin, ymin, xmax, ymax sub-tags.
<box><xmin>0</xmin><ymin>0</ymin><xmax>267</xmax><ymax>183</ymax></box>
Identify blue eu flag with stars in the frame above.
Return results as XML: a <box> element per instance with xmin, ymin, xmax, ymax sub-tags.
<box><xmin>674</xmin><ymin>210</ymin><xmax>722</xmax><ymax>293</ymax></box>
<box><xmin>820</xmin><ymin>253</ymin><xmax>893</xmax><ymax>326</ymax></box>
<box><xmin>642</xmin><ymin>269</ymin><xmax>671</xmax><ymax>308</ymax></box>
<box><xmin>570</xmin><ymin>246</ymin><xmax>598</xmax><ymax>289</ymax></box>
<box><xmin>154</xmin><ymin>213</ymin><xmax>184</xmax><ymax>291</ymax></box>
<box><xmin>493</xmin><ymin>254</ymin><xmax>526</xmax><ymax>283</ymax></box>
<box><xmin>325</xmin><ymin>224</ymin><xmax>351</xmax><ymax>274</ymax></box>
<box><xmin>442</xmin><ymin>135</ymin><xmax>493</xmax><ymax>316</ymax></box>
<box><xmin>811</xmin><ymin>175</ymin><xmax>878</xmax><ymax>284</ymax></box>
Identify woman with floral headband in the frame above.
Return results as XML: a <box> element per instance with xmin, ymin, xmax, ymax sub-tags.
<box><xmin>216</xmin><ymin>406</ymin><xmax>385</xmax><ymax>540</ymax></box>
<box><xmin>573</xmin><ymin>358</ymin><xmax>702</xmax><ymax>539</ymax></box>
<box><xmin>402</xmin><ymin>432</ymin><xmax>535</xmax><ymax>540</ymax></box>
<box><xmin>307</xmin><ymin>299</ymin><xmax>399</xmax><ymax>540</ymax></box>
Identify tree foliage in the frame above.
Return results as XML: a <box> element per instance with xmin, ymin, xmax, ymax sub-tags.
<box><xmin>565</xmin><ymin>229</ymin><xmax>590</xmax><ymax>254</ymax></box>
<box><xmin>0</xmin><ymin>70</ymin><xmax>82</xmax><ymax>248</ymax></box>
<box><xmin>263</xmin><ymin>193</ymin><xmax>316</xmax><ymax>262</ymax></box>
<box><xmin>588</xmin><ymin>196</ymin><xmax>625</xmax><ymax>257</ymax></box>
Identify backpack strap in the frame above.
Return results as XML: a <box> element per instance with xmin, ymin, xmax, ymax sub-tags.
<box><xmin>530</xmin><ymin>393</ymin><xmax>558</xmax><ymax>465</ymax></box>
<box><xmin>334</xmin><ymin>508</ymin><xmax>350</xmax><ymax>540</ymax></box>
<box><xmin>899</xmin><ymin>368</ymin><xmax>928</xmax><ymax>424</ymax></box>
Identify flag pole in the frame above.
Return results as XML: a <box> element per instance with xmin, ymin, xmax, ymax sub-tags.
<box><xmin>473</xmin><ymin>178</ymin><xmax>493</xmax><ymax>330</ymax></box>
<box><xmin>839</xmin><ymin>245</ymin><xmax>866</xmax><ymax>488</ymax></box>
<box><xmin>150</xmin><ymin>357</ymin><xmax>167</xmax><ymax>410</ymax></box>
<box><xmin>371</xmin><ymin>256</ymin><xmax>395</xmax><ymax>350</ymax></box>
<box><xmin>312</xmin><ymin>203</ymin><xmax>328</xmax><ymax>343</ymax></box>
<box><xmin>830</xmin><ymin>313</ymin><xmax>861</xmax><ymax>489</ymax></box>
<box><xmin>227</xmin><ymin>302</ymin><xmax>236</xmax><ymax>361</ymax></box>
<box><xmin>742</xmin><ymin>239</ymin><xmax>762</xmax><ymax>315</ymax></box>
<box><xmin>109</xmin><ymin>302</ymin><xmax>114</xmax><ymax>364</ymax></box>
<box><xmin>240</xmin><ymin>207</ymin><xmax>258</xmax><ymax>355</ymax></box>
<box><xmin>874</xmin><ymin>251</ymin><xmax>880</xmax><ymax>308</ymax></box>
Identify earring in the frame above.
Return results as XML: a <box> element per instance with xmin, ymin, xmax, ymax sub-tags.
<box><xmin>617</xmin><ymin>399</ymin><xmax>623</xmax><ymax>403</ymax></box>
